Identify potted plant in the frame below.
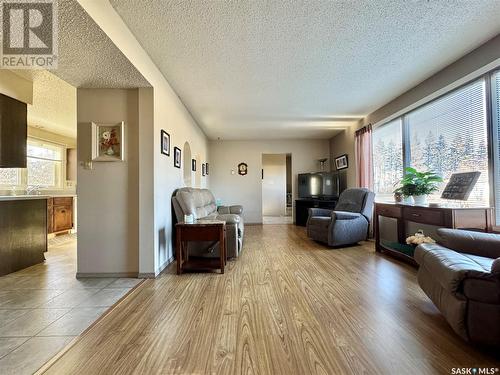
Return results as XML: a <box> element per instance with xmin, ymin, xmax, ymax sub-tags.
<box><xmin>393</xmin><ymin>167</ymin><xmax>443</xmax><ymax>205</ymax></box>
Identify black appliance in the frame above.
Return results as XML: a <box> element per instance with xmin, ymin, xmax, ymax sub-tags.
<box><xmin>295</xmin><ymin>171</ymin><xmax>347</xmax><ymax>226</ymax></box>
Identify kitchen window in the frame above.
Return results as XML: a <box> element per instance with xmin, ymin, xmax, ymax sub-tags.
<box><xmin>0</xmin><ymin>139</ymin><xmax>65</xmax><ymax>189</ymax></box>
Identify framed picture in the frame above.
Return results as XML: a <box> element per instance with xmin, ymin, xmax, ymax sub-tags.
<box><xmin>191</xmin><ymin>159</ymin><xmax>196</xmax><ymax>172</ymax></box>
<box><xmin>441</xmin><ymin>172</ymin><xmax>481</xmax><ymax>200</ymax></box>
<box><xmin>160</xmin><ymin>130</ymin><xmax>170</xmax><ymax>156</ymax></box>
<box><xmin>202</xmin><ymin>163</ymin><xmax>206</xmax><ymax>176</ymax></box>
<box><xmin>91</xmin><ymin>122</ymin><xmax>124</xmax><ymax>162</ymax></box>
<box><xmin>335</xmin><ymin>154</ymin><xmax>348</xmax><ymax>170</ymax></box>
<box><xmin>238</xmin><ymin>162</ymin><xmax>248</xmax><ymax>176</ymax></box>
<box><xmin>174</xmin><ymin>147</ymin><xmax>181</xmax><ymax>168</ymax></box>
<box><xmin>206</xmin><ymin>163</ymin><xmax>209</xmax><ymax>175</ymax></box>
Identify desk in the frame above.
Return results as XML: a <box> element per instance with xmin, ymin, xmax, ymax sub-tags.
<box><xmin>374</xmin><ymin>202</ymin><xmax>493</xmax><ymax>265</ymax></box>
<box><xmin>175</xmin><ymin>220</ymin><xmax>226</xmax><ymax>274</ymax></box>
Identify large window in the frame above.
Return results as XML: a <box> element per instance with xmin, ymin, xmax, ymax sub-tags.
<box><xmin>407</xmin><ymin>79</ymin><xmax>488</xmax><ymax>204</ymax></box>
<box><xmin>0</xmin><ymin>139</ymin><xmax>65</xmax><ymax>189</ymax></box>
<box><xmin>372</xmin><ymin>118</ymin><xmax>403</xmax><ymax>200</ymax></box>
<box><xmin>493</xmin><ymin>70</ymin><xmax>500</xmax><ymax>223</ymax></box>
<box><xmin>373</xmin><ymin>78</ymin><xmax>490</xmax><ymax>207</ymax></box>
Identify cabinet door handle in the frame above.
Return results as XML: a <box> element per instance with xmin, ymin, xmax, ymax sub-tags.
<box><xmin>411</xmin><ymin>213</ymin><xmax>420</xmax><ymax>217</ymax></box>
<box><xmin>61</xmin><ymin>210</ymin><xmax>66</xmax><ymax>213</ymax></box>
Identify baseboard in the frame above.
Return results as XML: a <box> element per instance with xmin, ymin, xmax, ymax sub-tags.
<box><xmin>137</xmin><ymin>255</ymin><xmax>174</xmax><ymax>279</ymax></box>
<box><xmin>76</xmin><ymin>272</ymin><xmax>138</xmax><ymax>278</ymax></box>
<box><xmin>156</xmin><ymin>256</ymin><xmax>174</xmax><ymax>276</ymax></box>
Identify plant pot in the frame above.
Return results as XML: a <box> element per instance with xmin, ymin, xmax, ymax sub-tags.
<box><xmin>412</xmin><ymin>195</ymin><xmax>428</xmax><ymax>206</ymax></box>
<box><xmin>402</xmin><ymin>196</ymin><xmax>414</xmax><ymax>205</ymax></box>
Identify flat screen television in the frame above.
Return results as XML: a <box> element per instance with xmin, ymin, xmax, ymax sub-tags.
<box><xmin>298</xmin><ymin>172</ymin><xmax>345</xmax><ymax>199</ymax></box>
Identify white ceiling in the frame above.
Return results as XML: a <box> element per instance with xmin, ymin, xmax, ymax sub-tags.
<box><xmin>110</xmin><ymin>0</ymin><xmax>500</xmax><ymax>140</ymax></box>
<box><xmin>49</xmin><ymin>0</ymin><xmax>150</xmax><ymax>89</ymax></box>
<box><xmin>13</xmin><ymin>70</ymin><xmax>77</xmax><ymax>139</ymax></box>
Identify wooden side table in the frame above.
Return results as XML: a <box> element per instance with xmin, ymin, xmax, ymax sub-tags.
<box><xmin>175</xmin><ymin>220</ymin><xmax>226</xmax><ymax>274</ymax></box>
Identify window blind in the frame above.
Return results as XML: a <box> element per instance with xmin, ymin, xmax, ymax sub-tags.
<box><xmin>372</xmin><ymin>118</ymin><xmax>403</xmax><ymax>200</ymax></box>
<box><xmin>406</xmin><ymin>79</ymin><xmax>489</xmax><ymax>205</ymax></box>
<box><xmin>493</xmin><ymin>71</ymin><xmax>500</xmax><ymax>222</ymax></box>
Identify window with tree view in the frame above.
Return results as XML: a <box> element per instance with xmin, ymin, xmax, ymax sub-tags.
<box><xmin>407</xmin><ymin>79</ymin><xmax>488</xmax><ymax>205</ymax></box>
<box><xmin>372</xmin><ymin>118</ymin><xmax>403</xmax><ymax>200</ymax></box>
<box><xmin>372</xmin><ymin>78</ymin><xmax>489</xmax><ymax>206</ymax></box>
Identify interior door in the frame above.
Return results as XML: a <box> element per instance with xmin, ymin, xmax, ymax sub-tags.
<box><xmin>262</xmin><ymin>154</ymin><xmax>287</xmax><ymax>216</ymax></box>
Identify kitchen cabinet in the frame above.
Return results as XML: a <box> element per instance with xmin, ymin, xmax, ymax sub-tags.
<box><xmin>47</xmin><ymin>197</ymin><xmax>74</xmax><ymax>234</ymax></box>
<box><xmin>0</xmin><ymin>93</ymin><xmax>27</xmax><ymax>168</ymax></box>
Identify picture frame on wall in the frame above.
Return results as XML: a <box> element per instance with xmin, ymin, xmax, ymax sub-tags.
<box><xmin>202</xmin><ymin>163</ymin><xmax>206</xmax><ymax>176</ymax></box>
<box><xmin>160</xmin><ymin>130</ymin><xmax>170</xmax><ymax>156</ymax></box>
<box><xmin>192</xmin><ymin>159</ymin><xmax>196</xmax><ymax>172</ymax></box>
<box><xmin>335</xmin><ymin>154</ymin><xmax>348</xmax><ymax>170</ymax></box>
<box><xmin>91</xmin><ymin>121</ymin><xmax>125</xmax><ymax>162</ymax></box>
<box><xmin>174</xmin><ymin>147</ymin><xmax>181</xmax><ymax>168</ymax></box>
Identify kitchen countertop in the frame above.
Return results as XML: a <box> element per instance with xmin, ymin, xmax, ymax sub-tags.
<box><xmin>0</xmin><ymin>194</ymin><xmax>76</xmax><ymax>201</ymax></box>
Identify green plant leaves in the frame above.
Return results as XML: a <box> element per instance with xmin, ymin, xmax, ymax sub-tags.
<box><xmin>393</xmin><ymin>167</ymin><xmax>444</xmax><ymax>197</ymax></box>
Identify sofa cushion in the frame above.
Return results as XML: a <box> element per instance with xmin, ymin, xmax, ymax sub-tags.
<box><xmin>415</xmin><ymin>243</ymin><xmax>494</xmax><ymax>293</ymax></box>
<box><xmin>308</xmin><ymin>216</ymin><xmax>331</xmax><ymax>229</ymax></box>
<box><xmin>176</xmin><ymin>188</ymin><xmax>217</xmax><ymax>219</ymax></box>
<box><xmin>492</xmin><ymin>258</ymin><xmax>500</xmax><ymax>274</ymax></box>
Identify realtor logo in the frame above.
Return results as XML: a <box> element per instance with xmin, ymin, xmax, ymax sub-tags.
<box><xmin>0</xmin><ymin>0</ymin><xmax>58</xmax><ymax>69</ymax></box>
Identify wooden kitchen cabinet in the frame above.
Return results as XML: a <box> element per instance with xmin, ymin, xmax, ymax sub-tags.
<box><xmin>47</xmin><ymin>197</ymin><xmax>74</xmax><ymax>234</ymax></box>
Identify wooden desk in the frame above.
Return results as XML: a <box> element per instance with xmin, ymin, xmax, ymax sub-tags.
<box><xmin>374</xmin><ymin>202</ymin><xmax>493</xmax><ymax>265</ymax></box>
<box><xmin>175</xmin><ymin>220</ymin><xmax>226</xmax><ymax>274</ymax></box>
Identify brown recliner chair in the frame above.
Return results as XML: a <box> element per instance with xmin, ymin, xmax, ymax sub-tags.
<box><xmin>415</xmin><ymin>228</ymin><xmax>500</xmax><ymax>346</ymax></box>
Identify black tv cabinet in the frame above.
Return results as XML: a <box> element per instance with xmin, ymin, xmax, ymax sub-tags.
<box><xmin>295</xmin><ymin>198</ymin><xmax>338</xmax><ymax>227</ymax></box>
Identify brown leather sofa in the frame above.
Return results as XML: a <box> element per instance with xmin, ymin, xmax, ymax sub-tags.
<box><xmin>415</xmin><ymin>228</ymin><xmax>500</xmax><ymax>346</ymax></box>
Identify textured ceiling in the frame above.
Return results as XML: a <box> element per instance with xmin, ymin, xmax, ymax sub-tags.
<box><xmin>13</xmin><ymin>70</ymin><xmax>77</xmax><ymax>138</ymax></box>
<box><xmin>110</xmin><ymin>0</ymin><xmax>500</xmax><ymax>140</ymax></box>
<box><xmin>42</xmin><ymin>0</ymin><xmax>149</xmax><ymax>89</ymax></box>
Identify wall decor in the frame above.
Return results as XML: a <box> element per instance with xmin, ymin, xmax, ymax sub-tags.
<box><xmin>238</xmin><ymin>162</ymin><xmax>248</xmax><ymax>176</ymax></box>
<box><xmin>441</xmin><ymin>171</ymin><xmax>481</xmax><ymax>200</ymax></box>
<box><xmin>91</xmin><ymin>122</ymin><xmax>124</xmax><ymax>162</ymax></box>
<box><xmin>160</xmin><ymin>130</ymin><xmax>170</xmax><ymax>156</ymax></box>
<box><xmin>191</xmin><ymin>159</ymin><xmax>196</xmax><ymax>172</ymax></box>
<box><xmin>202</xmin><ymin>163</ymin><xmax>206</xmax><ymax>176</ymax></box>
<box><xmin>335</xmin><ymin>154</ymin><xmax>348</xmax><ymax>170</ymax></box>
<box><xmin>174</xmin><ymin>147</ymin><xmax>181</xmax><ymax>168</ymax></box>
<box><xmin>206</xmin><ymin>163</ymin><xmax>209</xmax><ymax>175</ymax></box>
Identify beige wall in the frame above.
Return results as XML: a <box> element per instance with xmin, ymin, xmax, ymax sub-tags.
<box><xmin>28</xmin><ymin>127</ymin><xmax>76</xmax><ymax>149</ymax></box>
<box><xmin>77</xmin><ymin>0</ymin><xmax>209</xmax><ymax>277</ymax></box>
<box><xmin>329</xmin><ymin>126</ymin><xmax>356</xmax><ymax>188</ymax></box>
<box><xmin>209</xmin><ymin>139</ymin><xmax>330</xmax><ymax>223</ymax></box>
<box><xmin>0</xmin><ymin>70</ymin><xmax>32</xmax><ymax>104</ymax></box>
<box><xmin>77</xmin><ymin>88</ymin><xmax>139</xmax><ymax>276</ymax></box>
<box><xmin>331</xmin><ymin>34</ymin><xmax>500</xmax><ymax>189</ymax></box>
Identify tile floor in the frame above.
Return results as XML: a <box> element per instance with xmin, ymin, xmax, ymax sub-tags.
<box><xmin>0</xmin><ymin>235</ymin><xmax>143</xmax><ymax>375</ymax></box>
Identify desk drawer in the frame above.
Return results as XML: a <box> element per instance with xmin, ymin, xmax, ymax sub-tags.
<box><xmin>376</xmin><ymin>205</ymin><xmax>402</xmax><ymax>218</ymax></box>
<box><xmin>404</xmin><ymin>207</ymin><xmax>444</xmax><ymax>226</ymax></box>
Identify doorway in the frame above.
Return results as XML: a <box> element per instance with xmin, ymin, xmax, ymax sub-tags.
<box><xmin>262</xmin><ymin>153</ymin><xmax>292</xmax><ymax>224</ymax></box>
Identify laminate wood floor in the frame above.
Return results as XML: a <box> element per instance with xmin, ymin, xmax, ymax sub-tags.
<box><xmin>44</xmin><ymin>225</ymin><xmax>499</xmax><ymax>375</ymax></box>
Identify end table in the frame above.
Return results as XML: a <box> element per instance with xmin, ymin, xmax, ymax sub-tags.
<box><xmin>175</xmin><ymin>220</ymin><xmax>226</xmax><ymax>274</ymax></box>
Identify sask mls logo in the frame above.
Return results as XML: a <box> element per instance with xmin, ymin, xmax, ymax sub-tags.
<box><xmin>0</xmin><ymin>0</ymin><xmax>58</xmax><ymax>69</ymax></box>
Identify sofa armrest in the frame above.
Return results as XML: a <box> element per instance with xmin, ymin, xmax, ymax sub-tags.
<box><xmin>437</xmin><ymin>229</ymin><xmax>500</xmax><ymax>259</ymax></box>
<box><xmin>216</xmin><ymin>214</ymin><xmax>241</xmax><ymax>225</ymax></box>
<box><xmin>332</xmin><ymin>211</ymin><xmax>363</xmax><ymax>221</ymax></box>
<box><xmin>308</xmin><ymin>208</ymin><xmax>333</xmax><ymax>217</ymax></box>
<box><xmin>218</xmin><ymin>205</ymin><xmax>243</xmax><ymax>215</ymax></box>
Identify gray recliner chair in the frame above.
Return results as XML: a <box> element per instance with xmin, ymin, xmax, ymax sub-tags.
<box><xmin>306</xmin><ymin>188</ymin><xmax>375</xmax><ymax>247</ymax></box>
<box><xmin>172</xmin><ymin>188</ymin><xmax>244</xmax><ymax>258</ymax></box>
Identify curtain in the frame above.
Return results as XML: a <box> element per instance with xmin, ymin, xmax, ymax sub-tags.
<box><xmin>355</xmin><ymin>124</ymin><xmax>373</xmax><ymax>189</ymax></box>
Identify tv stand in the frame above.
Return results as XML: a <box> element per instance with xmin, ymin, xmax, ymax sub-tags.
<box><xmin>295</xmin><ymin>198</ymin><xmax>338</xmax><ymax>226</ymax></box>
